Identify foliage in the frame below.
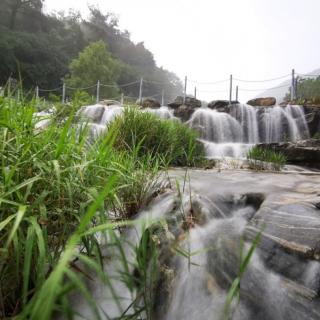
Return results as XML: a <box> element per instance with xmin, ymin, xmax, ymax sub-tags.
<box><xmin>286</xmin><ymin>76</ymin><xmax>320</xmax><ymax>102</ymax></box>
<box><xmin>313</xmin><ymin>132</ymin><xmax>320</xmax><ymax>139</ymax></box>
<box><xmin>0</xmin><ymin>2</ymin><xmax>182</xmax><ymax>101</ymax></box>
<box><xmin>296</xmin><ymin>77</ymin><xmax>320</xmax><ymax>101</ymax></box>
<box><xmin>66</xmin><ymin>41</ymin><xmax>120</xmax><ymax>99</ymax></box>
<box><xmin>247</xmin><ymin>146</ymin><xmax>287</xmax><ymax>171</ymax></box>
<box><xmin>0</xmin><ymin>95</ymin><xmax>162</xmax><ymax>318</ymax></box>
<box><xmin>109</xmin><ymin>108</ymin><xmax>206</xmax><ymax>167</ymax></box>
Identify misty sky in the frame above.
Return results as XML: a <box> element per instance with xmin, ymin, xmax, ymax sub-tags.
<box><xmin>45</xmin><ymin>0</ymin><xmax>320</xmax><ymax>102</ymax></box>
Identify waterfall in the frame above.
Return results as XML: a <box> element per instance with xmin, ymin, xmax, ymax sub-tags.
<box><xmin>259</xmin><ymin>105</ymin><xmax>310</xmax><ymax>143</ymax></box>
<box><xmin>143</xmin><ymin>106</ymin><xmax>175</xmax><ymax>119</ymax></box>
<box><xmin>230</xmin><ymin>104</ymin><xmax>259</xmax><ymax>143</ymax></box>
<box><xmin>189</xmin><ymin>104</ymin><xmax>310</xmax><ymax>159</ymax></box>
<box><xmin>189</xmin><ymin>108</ymin><xmax>243</xmax><ymax>143</ymax></box>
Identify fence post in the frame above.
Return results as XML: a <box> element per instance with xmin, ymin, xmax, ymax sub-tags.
<box><xmin>295</xmin><ymin>76</ymin><xmax>299</xmax><ymax>100</ymax></box>
<box><xmin>62</xmin><ymin>83</ymin><xmax>66</xmax><ymax>104</ymax></box>
<box><xmin>229</xmin><ymin>74</ymin><xmax>233</xmax><ymax>105</ymax></box>
<box><xmin>139</xmin><ymin>78</ymin><xmax>143</xmax><ymax>104</ymax></box>
<box><xmin>8</xmin><ymin>76</ymin><xmax>11</xmax><ymax>96</ymax></box>
<box><xmin>194</xmin><ymin>87</ymin><xmax>197</xmax><ymax>99</ymax></box>
<box><xmin>236</xmin><ymin>85</ymin><xmax>239</xmax><ymax>102</ymax></box>
<box><xmin>35</xmin><ymin>86</ymin><xmax>39</xmax><ymax>100</ymax></box>
<box><xmin>183</xmin><ymin>76</ymin><xmax>187</xmax><ymax>104</ymax></box>
<box><xmin>291</xmin><ymin>69</ymin><xmax>295</xmax><ymax>101</ymax></box>
<box><xmin>121</xmin><ymin>93</ymin><xmax>124</xmax><ymax>105</ymax></box>
<box><xmin>96</xmin><ymin>80</ymin><xmax>100</xmax><ymax>104</ymax></box>
<box><xmin>161</xmin><ymin>90</ymin><xmax>165</xmax><ymax>106</ymax></box>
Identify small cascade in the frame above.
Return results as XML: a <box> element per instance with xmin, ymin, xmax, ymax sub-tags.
<box><xmin>189</xmin><ymin>104</ymin><xmax>310</xmax><ymax>159</ymax></box>
<box><xmin>79</xmin><ymin>104</ymin><xmax>124</xmax><ymax>139</ymax></box>
<box><xmin>99</xmin><ymin>105</ymin><xmax>124</xmax><ymax>125</ymax></box>
<box><xmin>143</xmin><ymin>106</ymin><xmax>176</xmax><ymax>119</ymax></box>
<box><xmin>259</xmin><ymin>105</ymin><xmax>309</xmax><ymax>143</ymax></box>
<box><xmin>203</xmin><ymin>141</ymin><xmax>254</xmax><ymax>159</ymax></box>
<box><xmin>189</xmin><ymin>108</ymin><xmax>242</xmax><ymax>143</ymax></box>
<box><xmin>230</xmin><ymin>104</ymin><xmax>259</xmax><ymax>143</ymax></box>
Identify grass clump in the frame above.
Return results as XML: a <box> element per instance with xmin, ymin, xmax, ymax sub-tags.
<box><xmin>108</xmin><ymin>107</ymin><xmax>205</xmax><ymax>167</ymax></box>
<box><xmin>247</xmin><ymin>146</ymin><xmax>287</xmax><ymax>171</ymax></box>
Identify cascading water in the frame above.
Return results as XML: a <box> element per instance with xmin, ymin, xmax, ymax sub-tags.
<box><xmin>143</xmin><ymin>106</ymin><xmax>176</xmax><ymax>120</ymax></box>
<box><xmin>189</xmin><ymin>104</ymin><xmax>310</xmax><ymax>159</ymax></box>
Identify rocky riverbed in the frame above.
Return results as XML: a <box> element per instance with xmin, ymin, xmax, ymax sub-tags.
<box><xmin>69</xmin><ymin>168</ymin><xmax>320</xmax><ymax>320</ymax></box>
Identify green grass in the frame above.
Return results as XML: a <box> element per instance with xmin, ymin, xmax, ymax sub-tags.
<box><xmin>247</xmin><ymin>146</ymin><xmax>287</xmax><ymax>171</ymax></box>
<box><xmin>108</xmin><ymin>107</ymin><xmax>205</xmax><ymax>167</ymax></box>
<box><xmin>0</xmin><ymin>95</ymin><xmax>163</xmax><ymax>318</ymax></box>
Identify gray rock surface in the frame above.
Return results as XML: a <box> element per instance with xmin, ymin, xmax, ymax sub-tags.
<box><xmin>258</xmin><ymin>139</ymin><xmax>320</xmax><ymax>168</ymax></box>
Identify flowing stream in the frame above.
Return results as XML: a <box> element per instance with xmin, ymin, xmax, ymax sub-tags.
<box><xmin>68</xmin><ymin>170</ymin><xmax>320</xmax><ymax>320</ymax></box>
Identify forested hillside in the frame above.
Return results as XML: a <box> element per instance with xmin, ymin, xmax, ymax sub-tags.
<box><xmin>0</xmin><ymin>0</ymin><xmax>182</xmax><ymax>100</ymax></box>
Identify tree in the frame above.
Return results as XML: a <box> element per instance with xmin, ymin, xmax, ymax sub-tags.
<box><xmin>286</xmin><ymin>77</ymin><xmax>320</xmax><ymax>102</ymax></box>
<box><xmin>296</xmin><ymin>77</ymin><xmax>320</xmax><ymax>100</ymax></box>
<box><xmin>4</xmin><ymin>0</ymin><xmax>44</xmax><ymax>30</ymax></box>
<box><xmin>66</xmin><ymin>41</ymin><xmax>120</xmax><ymax>99</ymax></box>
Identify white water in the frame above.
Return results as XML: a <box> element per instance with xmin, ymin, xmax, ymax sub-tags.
<box><xmin>143</xmin><ymin>106</ymin><xmax>175</xmax><ymax>119</ymax></box>
<box><xmin>189</xmin><ymin>104</ymin><xmax>310</xmax><ymax>159</ymax></box>
<box><xmin>67</xmin><ymin>170</ymin><xmax>320</xmax><ymax>320</ymax></box>
<box><xmin>79</xmin><ymin>103</ymin><xmax>310</xmax><ymax>158</ymax></box>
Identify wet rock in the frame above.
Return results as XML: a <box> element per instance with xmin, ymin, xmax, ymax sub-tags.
<box><xmin>243</xmin><ymin>193</ymin><xmax>265</xmax><ymax>211</ymax></box>
<box><xmin>207</xmin><ymin>100</ymin><xmax>239</xmax><ymax>112</ymax></box>
<box><xmin>100</xmin><ymin>99</ymin><xmax>121</xmax><ymax>106</ymax></box>
<box><xmin>245</xmin><ymin>199</ymin><xmax>320</xmax><ymax>261</ymax></box>
<box><xmin>173</xmin><ymin>104</ymin><xmax>196</xmax><ymax>122</ymax></box>
<box><xmin>247</xmin><ymin>97</ymin><xmax>276</xmax><ymax>107</ymax></box>
<box><xmin>168</xmin><ymin>96</ymin><xmax>202</xmax><ymax>109</ymax></box>
<box><xmin>303</xmin><ymin>105</ymin><xmax>320</xmax><ymax>137</ymax></box>
<box><xmin>258</xmin><ymin>139</ymin><xmax>320</xmax><ymax>168</ymax></box>
<box><xmin>139</xmin><ymin>97</ymin><xmax>161</xmax><ymax>109</ymax></box>
<box><xmin>168</xmin><ymin>96</ymin><xmax>202</xmax><ymax>121</ymax></box>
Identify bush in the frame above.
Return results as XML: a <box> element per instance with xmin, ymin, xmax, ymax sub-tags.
<box><xmin>313</xmin><ymin>132</ymin><xmax>320</xmax><ymax>139</ymax></box>
<box><xmin>247</xmin><ymin>146</ymin><xmax>287</xmax><ymax>171</ymax></box>
<box><xmin>108</xmin><ymin>107</ymin><xmax>205</xmax><ymax>167</ymax></box>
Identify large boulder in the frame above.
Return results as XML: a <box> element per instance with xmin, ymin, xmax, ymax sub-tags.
<box><xmin>207</xmin><ymin>100</ymin><xmax>239</xmax><ymax>113</ymax></box>
<box><xmin>168</xmin><ymin>96</ymin><xmax>202</xmax><ymax>109</ymax></box>
<box><xmin>138</xmin><ymin>97</ymin><xmax>161</xmax><ymax>109</ymax></box>
<box><xmin>168</xmin><ymin>96</ymin><xmax>202</xmax><ymax>121</ymax></box>
<box><xmin>258</xmin><ymin>139</ymin><xmax>320</xmax><ymax>168</ymax></box>
<box><xmin>247</xmin><ymin>97</ymin><xmax>276</xmax><ymax>107</ymax></box>
<box><xmin>173</xmin><ymin>104</ymin><xmax>196</xmax><ymax>122</ymax></box>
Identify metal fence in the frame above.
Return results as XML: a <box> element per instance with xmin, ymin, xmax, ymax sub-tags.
<box><xmin>6</xmin><ymin>69</ymin><xmax>320</xmax><ymax>105</ymax></box>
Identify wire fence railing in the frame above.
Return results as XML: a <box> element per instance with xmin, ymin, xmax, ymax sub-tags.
<box><xmin>6</xmin><ymin>69</ymin><xmax>320</xmax><ymax>105</ymax></box>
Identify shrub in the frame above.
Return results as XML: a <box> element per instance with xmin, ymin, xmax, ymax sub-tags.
<box><xmin>313</xmin><ymin>132</ymin><xmax>320</xmax><ymax>139</ymax></box>
<box><xmin>108</xmin><ymin>107</ymin><xmax>205</xmax><ymax>167</ymax></box>
<box><xmin>247</xmin><ymin>146</ymin><xmax>287</xmax><ymax>171</ymax></box>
